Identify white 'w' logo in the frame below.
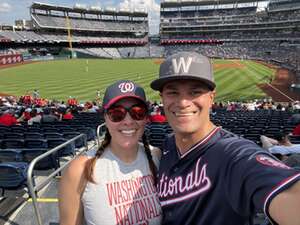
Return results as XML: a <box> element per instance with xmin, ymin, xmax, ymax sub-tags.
<box><xmin>172</xmin><ymin>57</ymin><xmax>193</xmax><ymax>74</ymax></box>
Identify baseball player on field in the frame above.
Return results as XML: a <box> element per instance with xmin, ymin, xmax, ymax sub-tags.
<box><xmin>150</xmin><ymin>51</ymin><xmax>300</xmax><ymax>225</ymax></box>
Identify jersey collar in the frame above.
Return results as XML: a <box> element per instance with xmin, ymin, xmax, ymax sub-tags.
<box><xmin>177</xmin><ymin>126</ymin><xmax>221</xmax><ymax>159</ymax></box>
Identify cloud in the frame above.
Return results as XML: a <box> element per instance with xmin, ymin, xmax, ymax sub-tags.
<box><xmin>119</xmin><ymin>0</ymin><xmax>160</xmax><ymax>34</ymax></box>
<box><xmin>0</xmin><ymin>2</ymin><xmax>12</xmax><ymax>12</ymax></box>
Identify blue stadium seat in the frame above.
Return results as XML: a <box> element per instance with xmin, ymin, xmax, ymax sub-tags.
<box><xmin>43</xmin><ymin>132</ymin><xmax>63</xmax><ymax>139</ymax></box>
<box><xmin>47</xmin><ymin>138</ymin><xmax>75</xmax><ymax>156</ymax></box>
<box><xmin>26</xmin><ymin>127</ymin><xmax>42</xmax><ymax>133</ymax></box>
<box><xmin>1</xmin><ymin>139</ymin><xmax>25</xmax><ymax>149</ymax></box>
<box><xmin>22</xmin><ymin>149</ymin><xmax>58</xmax><ymax>170</ymax></box>
<box><xmin>42</xmin><ymin>128</ymin><xmax>59</xmax><ymax>133</ymax></box>
<box><xmin>0</xmin><ymin>162</ymin><xmax>28</xmax><ymax>190</ymax></box>
<box><xmin>10</xmin><ymin>126</ymin><xmax>26</xmax><ymax>133</ymax></box>
<box><xmin>24</xmin><ymin>132</ymin><xmax>44</xmax><ymax>139</ymax></box>
<box><xmin>62</xmin><ymin>131</ymin><xmax>87</xmax><ymax>148</ymax></box>
<box><xmin>0</xmin><ymin>149</ymin><xmax>23</xmax><ymax>162</ymax></box>
<box><xmin>77</xmin><ymin>127</ymin><xmax>96</xmax><ymax>141</ymax></box>
<box><xmin>3</xmin><ymin>132</ymin><xmax>24</xmax><ymax>139</ymax></box>
<box><xmin>0</xmin><ymin>126</ymin><xmax>10</xmax><ymax>133</ymax></box>
<box><xmin>24</xmin><ymin>138</ymin><xmax>48</xmax><ymax>149</ymax></box>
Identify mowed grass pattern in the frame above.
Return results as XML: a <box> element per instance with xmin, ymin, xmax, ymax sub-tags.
<box><xmin>0</xmin><ymin>58</ymin><xmax>275</xmax><ymax>102</ymax></box>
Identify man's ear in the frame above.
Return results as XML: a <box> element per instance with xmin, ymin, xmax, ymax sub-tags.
<box><xmin>210</xmin><ymin>90</ymin><xmax>216</xmax><ymax>100</ymax></box>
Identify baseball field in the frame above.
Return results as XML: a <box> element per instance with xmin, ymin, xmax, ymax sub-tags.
<box><xmin>0</xmin><ymin>58</ymin><xmax>275</xmax><ymax>103</ymax></box>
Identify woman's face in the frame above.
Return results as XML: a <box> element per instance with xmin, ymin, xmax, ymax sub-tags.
<box><xmin>105</xmin><ymin>97</ymin><xmax>148</xmax><ymax>150</ymax></box>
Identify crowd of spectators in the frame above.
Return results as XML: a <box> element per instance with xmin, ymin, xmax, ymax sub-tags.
<box><xmin>0</xmin><ymin>93</ymin><xmax>101</xmax><ymax>127</ymax></box>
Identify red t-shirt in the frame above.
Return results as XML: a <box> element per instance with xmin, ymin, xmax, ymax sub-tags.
<box><xmin>0</xmin><ymin>114</ymin><xmax>18</xmax><ymax>126</ymax></box>
<box><xmin>149</xmin><ymin>114</ymin><xmax>167</xmax><ymax>123</ymax></box>
<box><xmin>23</xmin><ymin>112</ymin><xmax>32</xmax><ymax>121</ymax></box>
<box><xmin>292</xmin><ymin>124</ymin><xmax>300</xmax><ymax>135</ymax></box>
<box><xmin>63</xmin><ymin>113</ymin><xmax>74</xmax><ymax>120</ymax></box>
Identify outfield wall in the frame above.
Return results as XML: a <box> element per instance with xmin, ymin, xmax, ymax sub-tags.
<box><xmin>0</xmin><ymin>54</ymin><xmax>23</xmax><ymax>66</ymax></box>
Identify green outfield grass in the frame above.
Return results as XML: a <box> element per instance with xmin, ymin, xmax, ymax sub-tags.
<box><xmin>0</xmin><ymin>58</ymin><xmax>275</xmax><ymax>103</ymax></box>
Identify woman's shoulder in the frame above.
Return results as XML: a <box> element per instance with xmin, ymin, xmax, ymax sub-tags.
<box><xmin>65</xmin><ymin>155</ymin><xmax>90</xmax><ymax>177</ymax></box>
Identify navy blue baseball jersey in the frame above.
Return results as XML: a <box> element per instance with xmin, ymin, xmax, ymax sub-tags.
<box><xmin>157</xmin><ymin>127</ymin><xmax>300</xmax><ymax>225</ymax></box>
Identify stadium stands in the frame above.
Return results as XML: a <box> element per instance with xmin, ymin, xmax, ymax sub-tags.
<box><xmin>159</xmin><ymin>0</ymin><xmax>300</xmax><ymax>73</ymax></box>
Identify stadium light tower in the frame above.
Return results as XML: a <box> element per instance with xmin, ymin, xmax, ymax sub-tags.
<box><xmin>65</xmin><ymin>16</ymin><xmax>74</xmax><ymax>58</ymax></box>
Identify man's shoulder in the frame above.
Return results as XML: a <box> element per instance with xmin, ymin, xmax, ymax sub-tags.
<box><xmin>215</xmin><ymin>128</ymin><xmax>264</xmax><ymax>156</ymax></box>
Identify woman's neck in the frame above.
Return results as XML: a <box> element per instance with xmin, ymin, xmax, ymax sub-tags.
<box><xmin>109</xmin><ymin>142</ymin><xmax>139</xmax><ymax>163</ymax></box>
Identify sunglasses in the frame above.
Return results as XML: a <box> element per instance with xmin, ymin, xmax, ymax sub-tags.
<box><xmin>106</xmin><ymin>104</ymin><xmax>148</xmax><ymax>122</ymax></box>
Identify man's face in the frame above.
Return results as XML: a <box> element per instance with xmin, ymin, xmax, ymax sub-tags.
<box><xmin>160</xmin><ymin>79</ymin><xmax>215</xmax><ymax>136</ymax></box>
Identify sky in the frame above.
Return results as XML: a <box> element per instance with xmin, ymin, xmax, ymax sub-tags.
<box><xmin>0</xmin><ymin>0</ymin><xmax>270</xmax><ymax>35</ymax></box>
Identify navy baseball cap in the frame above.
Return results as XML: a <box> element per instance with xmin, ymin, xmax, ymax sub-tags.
<box><xmin>102</xmin><ymin>80</ymin><xmax>146</xmax><ymax>109</ymax></box>
<box><xmin>151</xmin><ymin>51</ymin><xmax>216</xmax><ymax>91</ymax></box>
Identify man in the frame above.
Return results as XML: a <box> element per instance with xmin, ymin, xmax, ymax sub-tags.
<box><xmin>261</xmin><ymin>132</ymin><xmax>300</xmax><ymax>155</ymax></box>
<box><xmin>0</xmin><ymin>109</ymin><xmax>19</xmax><ymax>126</ymax></box>
<box><xmin>261</xmin><ymin>133</ymin><xmax>300</xmax><ymax>168</ymax></box>
<box><xmin>150</xmin><ymin>51</ymin><xmax>300</xmax><ymax>225</ymax></box>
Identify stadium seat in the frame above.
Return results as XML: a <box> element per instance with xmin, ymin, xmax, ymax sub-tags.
<box><xmin>0</xmin><ymin>162</ymin><xmax>29</xmax><ymax>191</ymax></box>
<box><xmin>47</xmin><ymin>138</ymin><xmax>75</xmax><ymax>156</ymax></box>
<box><xmin>24</xmin><ymin>138</ymin><xmax>48</xmax><ymax>149</ymax></box>
<box><xmin>22</xmin><ymin>149</ymin><xmax>58</xmax><ymax>170</ymax></box>
<box><xmin>77</xmin><ymin>127</ymin><xmax>96</xmax><ymax>141</ymax></box>
<box><xmin>0</xmin><ymin>149</ymin><xmax>23</xmax><ymax>162</ymax></box>
<box><xmin>24</xmin><ymin>132</ymin><xmax>44</xmax><ymax>139</ymax></box>
<box><xmin>3</xmin><ymin>132</ymin><xmax>24</xmax><ymax>139</ymax></box>
<box><xmin>42</xmin><ymin>128</ymin><xmax>59</xmax><ymax>133</ymax></box>
<box><xmin>1</xmin><ymin>139</ymin><xmax>25</xmax><ymax>149</ymax></box>
<box><xmin>43</xmin><ymin>132</ymin><xmax>64</xmax><ymax>139</ymax></box>
<box><xmin>26</xmin><ymin>127</ymin><xmax>43</xmax><ymax>133</ymax></box>
<box><xmin>148</xmin><ymin>131</ymin><xmax>166</xmax><ymax>148</ymax></box>
<box><xmin>62</xmin><ymin>131</ymin><xmax>87</xmax><ymax>148</ymax></box>
<box><xmin>0</xmin><ymin>127</ymin><xmax>10</xmax><ymax>133</ymax></box>
<box><xmin>10</xmin><ymin>126</ymin><xmax>26</xmax><ymax>133</ymax></box>
<box><xmin>60</xmin><ymin>128</ymin><xmax>76</xmax><ymax>133</ymax></box>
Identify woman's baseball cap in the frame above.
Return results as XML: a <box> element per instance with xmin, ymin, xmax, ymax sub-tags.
<box><xmin>151</xmin><ymin>51</ymin><xmax>216</xmax><ymax>91</ymax></box>
<box><xmin>102</xmin><ymin>80</ymin><xmax>146</xmax><ymax>109</ymax></box>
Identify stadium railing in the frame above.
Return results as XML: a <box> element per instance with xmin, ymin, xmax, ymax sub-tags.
<box><xmin>27</xmin><ymin>133</ymin><xmax>91</xmax><ymax>225</ymax></box>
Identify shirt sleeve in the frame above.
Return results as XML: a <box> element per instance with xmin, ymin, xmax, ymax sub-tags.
<box><xmin>222</xmin><ymin>138</ymin><xmax>300</xmax><ymax>218</ymax></box>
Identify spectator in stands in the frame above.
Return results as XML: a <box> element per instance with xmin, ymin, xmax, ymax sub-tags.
<box><xmin>261</xmin><ymin>132</ymin><xmax>300</xmax><ymax>155</ymax></box>
<box><xmin>32</xmin><ymin>89</ymin><xmax>39</xmax><ymax>99</ymax></box>
<box><xmin>22</xmin><ymin>91</ymin><xmax>33</xmax><ymax>105</ymax></box>
<box><xmin>96</xmin><ymin>90</ymin><xmax>101</xmax><ymax>99</ymax></box>
<box><xmin>292</xmin><ymin>121</ymin><xmax>300</xmax><ymax>136</ymax></box>
<box><xmin>67</xmin><ymin>96</ymin><xmax>78</xmax><ymax>107</ymax></box>
<box><xmin>0</xmin><ymin>109</ymin><xmax>20</xmax><ymax>126</ymax></box>
<box><xmin>41</xmin><ymin>107</ymin><xmax>58</xmax><ymax>123</ymax></box>
<box><xmin>260</xmin><ymin>133</ymin><xmax>300</xmax><ymax>168</ymax></box>
<box><xmin>150</xmin><ymin>51</ymin><xmax>300</xmax><ymax>225</ymax></box>
<box><xmin>59</xmin><ymin>80</ymin><xmax>162</xmax><ymax>225</ymax></box>
<box><xmin>149</xmin><ymin>107</ymin><xmax>167</xmax><ymax>123</ymax></box>
<box><xmin>27</xmin><ymin>108</ymin><xmax>42</xmax><ymax>125</ymax></box>
<box><xmin>62</xmin><ymin>108</ymin><xmax>74</xmax><ymax>120</ymax></box>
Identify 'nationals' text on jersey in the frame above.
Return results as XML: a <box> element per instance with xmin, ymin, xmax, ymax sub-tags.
<box><xmin>158</xmin><ymin>127</ymin><xmax>300</xmax><ymax>225</ymax></box>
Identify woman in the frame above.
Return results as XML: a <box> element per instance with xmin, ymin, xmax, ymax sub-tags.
<box><xmin>59</xmin><ymin>80</ymin><xmax>162</xmax><ymax>225</ymax></box>
<box><xmin>62</xmin><ymin>108</ymin><xmax>74</xmax><ymax>120</ymax></box>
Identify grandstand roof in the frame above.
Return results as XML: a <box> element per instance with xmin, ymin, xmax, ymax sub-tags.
<box><xmin>30</xmin><ymin>2</ymin><xmax>147</xmax><ymax>17</ymax></box>
<box><xmin>161</xmin><ymin>0</ymin><xmax>267</xmax><ymax>7</ymax></box>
